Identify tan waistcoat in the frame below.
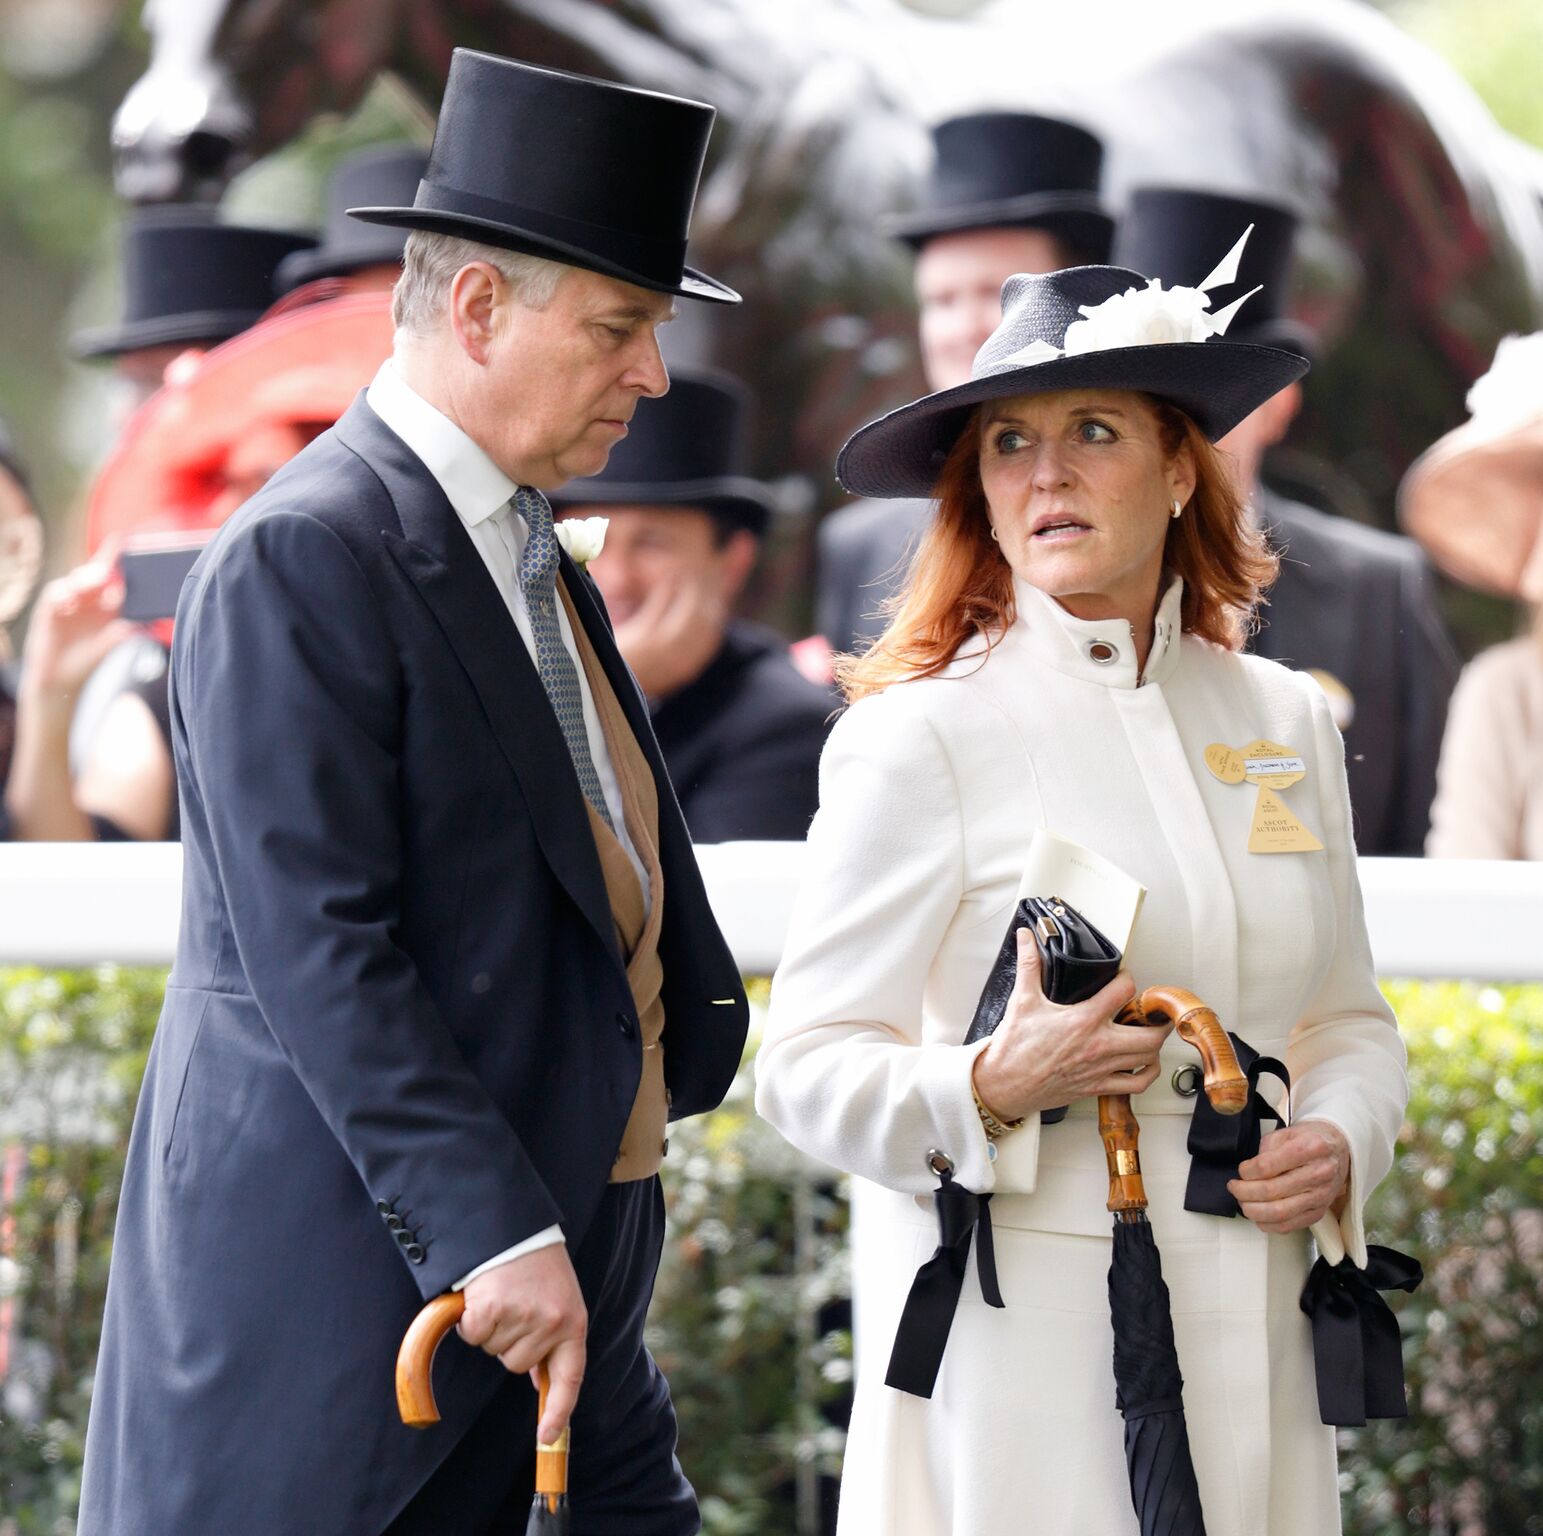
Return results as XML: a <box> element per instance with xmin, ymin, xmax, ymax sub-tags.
<box><xmin>560</xmin><ymin>583</ymin><xmax>668</xmax><ymax>1182</ymax></box>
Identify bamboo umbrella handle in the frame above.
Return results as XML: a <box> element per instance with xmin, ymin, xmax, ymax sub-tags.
<box><xmin>1098</xmin><ymin>1093</ymin><xmax>1147</xmax><ymax>1215</ymax></box>
<box><xmin>396</xmin><ymin>1291</ymin><xmax>466</xmax><ymax>1427</ymax></box>
<box><xmin>1135</xmin><ymin>985</ymin><xmax>1249</xmax><ymax>1115</ymax></box>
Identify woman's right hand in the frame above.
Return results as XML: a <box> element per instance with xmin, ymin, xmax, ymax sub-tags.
<box><xmin>971</xmin><ymin>930</ymin><xmax>1172</xmax><ymax>1123</ymax></box>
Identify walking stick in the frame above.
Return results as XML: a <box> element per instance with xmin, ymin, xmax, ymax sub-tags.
<box><xmin>396</xmin><ymin>1291</ymin><xmax>574</xmax><ymax>1532</ymax></box>
<box><xmin>1097</xmin><ymin>985</ymin><xmax>1248</xmax><ymax>1536</ymax></box>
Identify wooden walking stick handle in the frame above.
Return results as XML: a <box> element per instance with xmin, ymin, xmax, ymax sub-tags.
<box><xmin>1135</xmin><ymin>985</ymin><xmax>1249</xmax><ymax>1115</ymax></box>
<box><xmin>396</xmin><ymin>1291</ymin><xmax>465</xmax><ymax>1427</ymax></box>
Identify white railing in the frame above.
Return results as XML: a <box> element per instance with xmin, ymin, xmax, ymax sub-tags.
<box><xmin>0</xmin><ymin>843</ymin><xmax>1540</xmax><ymax>980</ymax></box>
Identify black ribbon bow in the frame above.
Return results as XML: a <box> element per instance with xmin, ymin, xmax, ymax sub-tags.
<box><xmin>885</xmin><ymin>1167</ymin><xmax>1004</xmax><ymax>1398</ymax></box>
<box><xmin>1299</xmin><ymin>1245</ymin><xmax>1423</xmax><ymax>1425</ymax></box>
<box><xmin>1184</xmin><ymin>1031</ymin><xmax>1291</xmax><ymax>1217</ymax></box>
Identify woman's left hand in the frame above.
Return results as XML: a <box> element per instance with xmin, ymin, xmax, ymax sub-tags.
<box><xmin>1227</xmin><ymin>1120</ymin><xmax>1350</xmax><ymax>1234</ymax></box>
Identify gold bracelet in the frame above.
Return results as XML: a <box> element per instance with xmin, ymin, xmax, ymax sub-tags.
<box><xmin>972</xmin><ymin>1083</ymin><xmax>1025</xmax><ymax>1141</ymax></box>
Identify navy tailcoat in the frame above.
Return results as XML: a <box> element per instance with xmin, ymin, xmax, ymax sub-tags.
<box><xmin>78</xmin><ymin>398</ymin><xmax>749</xmax><ymax>1535</ymax></box>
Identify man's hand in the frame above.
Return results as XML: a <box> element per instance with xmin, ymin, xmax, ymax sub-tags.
<box><xmin>458</xmin><ymin>1243</ymin><xmax>587</xmax><ymax>1443</ymax></box>
<box><xmin>1228</xmin><ymin>1120</ymin><xmax>1351</xmax><ymax>1235</ymax></box>
<box><xmin>613</xmin><ymin>572</ymin><xmax>725</xmax><ymax>699</ymax></box>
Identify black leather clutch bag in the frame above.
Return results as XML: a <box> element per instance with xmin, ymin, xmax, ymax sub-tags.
<box><xmin>962</xmin><ymin>896</ymin><xmax>1124</xmax><ymax>1124</ymax></box>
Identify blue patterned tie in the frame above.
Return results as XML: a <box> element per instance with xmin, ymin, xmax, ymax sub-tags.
<box><xmin>513</xmin><ymin>485</ymin><xmax>615</xmax><ymax>830</ymax></box>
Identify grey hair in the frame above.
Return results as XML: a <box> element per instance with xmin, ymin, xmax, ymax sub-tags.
<box><xmin>391</xmin><ymin>230</ymin><xmax>567</xmax><ymax>335</ymax></box>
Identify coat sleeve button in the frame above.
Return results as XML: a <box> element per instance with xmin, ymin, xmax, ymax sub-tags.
<box><xmin>404</xmin><ymin>1243</ymin><xmax>426</xmax><ymax>1264</ymax></box>
<box><xmin>376</xmin><ymin>1199</ymin><xmax>392</xmax><ymax>1215</ymax></box>
<box><xmin>384</xmin><ymin>1214</ymin><xmax>405</xmax><ymax>1231</ymax></box>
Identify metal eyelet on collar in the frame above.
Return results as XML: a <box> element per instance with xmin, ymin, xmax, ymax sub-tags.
<box><xmin>1171</xmin><ymin>1065</ymin><xmax>1201</xmax><ymax>1098</ymax></box>
<box><xmin>1087</xmin><ymin>640</ymin><xmax>1119</xmax><ymax>665</ymax></box>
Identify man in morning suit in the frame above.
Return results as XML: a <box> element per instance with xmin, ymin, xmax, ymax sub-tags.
<box><xmin>79</xmin><ymin>50</ymin><xmax>750</xmax><ymax>1536</ymax></box>
<box><xmin>1114</xmin><ymin>187</ymin><xmax>1460</xmax><ymax>855</ymax></box>
<box><xmin>816</xmin><ymin>112</ymin><xmax>1115</xmax><ymax>654</ymax></box>
<box><xmin>553</xmin><ymin>369</ymin><xmax>833</xmax><ymax>842</ymax></box>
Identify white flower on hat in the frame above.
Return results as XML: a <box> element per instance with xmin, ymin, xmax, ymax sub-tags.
<box><xmin>555</xmin><ymin>515</ymin><xmax>609</xmax><ymax>567</ymax></box>
<box><xmin>998</xmin><ymin>225</ymin><xmax>1263</xmax><ymax>369</ymax></box>
<box><xmin>1465</xmin><ymin>332</ymin><xmax>1543</xmax><ymax>430</ymax></box>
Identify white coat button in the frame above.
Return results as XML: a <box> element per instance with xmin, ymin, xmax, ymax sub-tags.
<box><xmin>1087</xmin><ymin>640</ymin><xmax>1119</xmax><ymax>665</ymax></box>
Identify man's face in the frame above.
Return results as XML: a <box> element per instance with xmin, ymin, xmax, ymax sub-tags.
<box><xmin>915</xmin><ymin>226</ymin><xmax>1075</xmax><ymax>391</ymax></box>
<box><xmin>473</xmin><ymin>266</ymin><xmax>675</xmax><ymax>488</ymax></box>
<box><xmin>1216</xmin><ymin>381</ymin><xmax>1302</xmax><ymax>502</ymax></box>
<box><xmin>578</xmin><ymin>504</ymin><xmax>746</xmax><ymax>625</ymax></box>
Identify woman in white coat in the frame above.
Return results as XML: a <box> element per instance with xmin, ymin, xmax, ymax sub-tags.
<box><xmin>756</xmin><ymin>260</ymin><xmax>1409</xmax><ymax>1534</ymax></box>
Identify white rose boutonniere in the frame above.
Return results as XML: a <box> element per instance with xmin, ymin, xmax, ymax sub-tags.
<box><xmin>555</xmin><ymin>515</ymin><xmax>609</xmax><ymax>568</ymax></box>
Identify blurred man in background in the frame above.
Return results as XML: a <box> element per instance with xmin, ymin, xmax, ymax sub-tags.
<box><xmin>817</xmin><ymin>112</ymin><xmax>1114</xmax><ymax>654</ymax></box>
<box><xmin>1115</xmin><ymin>187</ymin><xmax>1460</xmax><ymax>855</ymax></box>
<box><xmin>556</xmin><ymin>370</ymin><xmax>832</xmax><ymax>841</ymax></box>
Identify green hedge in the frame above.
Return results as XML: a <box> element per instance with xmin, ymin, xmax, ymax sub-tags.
<box><xmin>0</xmin><ymin>970</ymin><xmax>1538</xmax><ymax>1535</ymax></box>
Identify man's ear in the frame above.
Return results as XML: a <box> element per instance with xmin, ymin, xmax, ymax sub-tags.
<box><xmin>717</xmin><ymin>527</ymin><xmax>760</xmax><ymax>603</ymax></box>
<box><xmin>447</xmin><ymin>263</ymin><xmax>503</xmax><ymax>365</ymax></box>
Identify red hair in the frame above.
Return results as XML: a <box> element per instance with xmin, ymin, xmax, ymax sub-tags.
<box><xmin>836</xmin><ymin>396</ymin><xmax>1277</xmax><ymax>702</ymax></box>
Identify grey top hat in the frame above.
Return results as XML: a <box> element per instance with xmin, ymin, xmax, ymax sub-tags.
<box><xmin>885</xmin><ymin>112</ymin><xmax>1114</xmax><ymax>261</ymax></box>
<box><xmin>550</xmin><ymin>369</ymin><xmax>777</xmax><ymax>535</ymax></box>
<box><xmin>72</xmin><ymin>206</ymin><xmax>316</xmax><ymax>359</ymax></box>
<box><xmin>837</xmin><ymin>260</ymin><xmax>1308</xmax><ymax>500</ymax></box>
<box><xmin>276</xmin><ymin>144</ymin><xmax>429</xmax><ymax>292</ymax></box>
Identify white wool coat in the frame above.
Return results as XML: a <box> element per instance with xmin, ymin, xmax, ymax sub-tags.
<box><xmin>756</xmin><ymin>578</ymin><xmax>1408</xmax><ymax>1536</ymax></box>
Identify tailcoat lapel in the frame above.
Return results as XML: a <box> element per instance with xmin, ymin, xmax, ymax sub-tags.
<box><xmin>335</xmin><ymin>400</ymin><xmax>617</xmax><ymax>956</ymax></box>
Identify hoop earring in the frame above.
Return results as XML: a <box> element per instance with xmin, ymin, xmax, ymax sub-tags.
<box><xmin>1170</xmin><ymin>499</ymin><xmax>1184</xmax><ymax>520</ymax></box>
<box><xmin>989</xmin><ymin>525</ymin><xmax>1000</xmax><ymax>543</ymax></box>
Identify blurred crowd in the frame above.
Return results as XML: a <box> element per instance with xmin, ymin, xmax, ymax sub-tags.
<box><xmin>0</xmin><ymin>114</ymin><xmax>1540</xmax><ymax>860</ymax></box>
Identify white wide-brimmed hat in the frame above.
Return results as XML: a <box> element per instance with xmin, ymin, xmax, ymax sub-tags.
<box><xmin>1399</xmin><ymin>332</ymin><xmax>1543</xmax><ymax>602</ymax></box>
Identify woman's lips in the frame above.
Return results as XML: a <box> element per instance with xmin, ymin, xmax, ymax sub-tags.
<box><xmin>1031</xmin><ymin>519</ymin><xmax>1091</xmax><ymax>542</ymax></box>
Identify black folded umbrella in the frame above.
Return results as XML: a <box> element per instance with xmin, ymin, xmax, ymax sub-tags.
<box><xmin>1108</xmin><ymin>1200</ymin><xmax>1208</xmax><ymax>1534</ymax></box>
<box><xmin>1100</xmin><ymin>987</ymin><xmax>1251</xmax><ymax>1536</ymax></box>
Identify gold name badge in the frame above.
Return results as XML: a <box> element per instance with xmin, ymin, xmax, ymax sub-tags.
<box><xmin>1204</xmin><ymin>737</ymin><xmax>1324</xmax><ymax>854</ymax></box>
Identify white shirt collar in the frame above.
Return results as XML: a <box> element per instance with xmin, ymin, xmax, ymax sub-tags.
<box><xmin>366</xmin><ymin>360</ymin><xmax>517</xmax><ymax>529</ymax></box>
<box><xmin>1010</xmin><ymin>574</ymin><xmax>1185</xmax><ymax>689</ymax></box>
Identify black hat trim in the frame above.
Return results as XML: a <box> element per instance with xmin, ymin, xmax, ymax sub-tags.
<box><xmin>887</xmin><ymin>191</ymin><xmax>1115</xmax><ymax>251</ymax></box>
<box><xmin>549</xmin><ymin>475</ymin><xmax>778</xmax><ymax>534</ymax></box>
<box><xmin>350</xmin><ymin>183</ymin><xmax>739</xmax><ymax>306</ymax></box>
<box><xmin>72</xmin><ymin>308</ymin><xmax>270</xmax><ymax>360</ymax></box>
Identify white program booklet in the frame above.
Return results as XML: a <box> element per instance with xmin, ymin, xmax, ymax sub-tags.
<box><xmin>1015</xmin><ymin>828</ymin><xmax>1147</xmax><ymax>952</ymax></box>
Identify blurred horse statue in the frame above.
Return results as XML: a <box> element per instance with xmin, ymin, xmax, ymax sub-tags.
<box><xmin>113</xmin><ymin>0</ymin><xmax>1543</xmax><ymax>527</ymax></box>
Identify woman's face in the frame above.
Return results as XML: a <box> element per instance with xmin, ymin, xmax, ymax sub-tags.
<box><xmin>977</xmin><ymin>388</ymin><xmax>1195</xmax><ymax>622</ymax></box>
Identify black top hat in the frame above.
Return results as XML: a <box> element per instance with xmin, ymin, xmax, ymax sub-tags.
<box><xmin>550</xmin><ymin>370</ymin><xmax>776</xmax><ymax>534</ymax></box>
<box><xmin>886</xmin><ymin>112</ymin><xmax>1115</xmax><ymax>261</ymax></box>
<box><xmin>72</xmin><ymin>206</ymin><xmax>316</xmax><ymax>360</ymax></box>
<box><xmin>349</xmin><ymin>49</ymin><xmax>739</xmax><ymax>305</ymax></box>
<box><xmin>837</xmin><ymin>263</ymin><xmax>1309</xmax><ymax>499</ymax></box>
<box><xmin>1114</xmin><ymin>188</ymin><xmax>1315</xmax><ymax>359</ymax></box>
<box><xmin>276</xmin><ymin>144</ymin><xmax>429</xmax><ymax>292</ymax></box>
